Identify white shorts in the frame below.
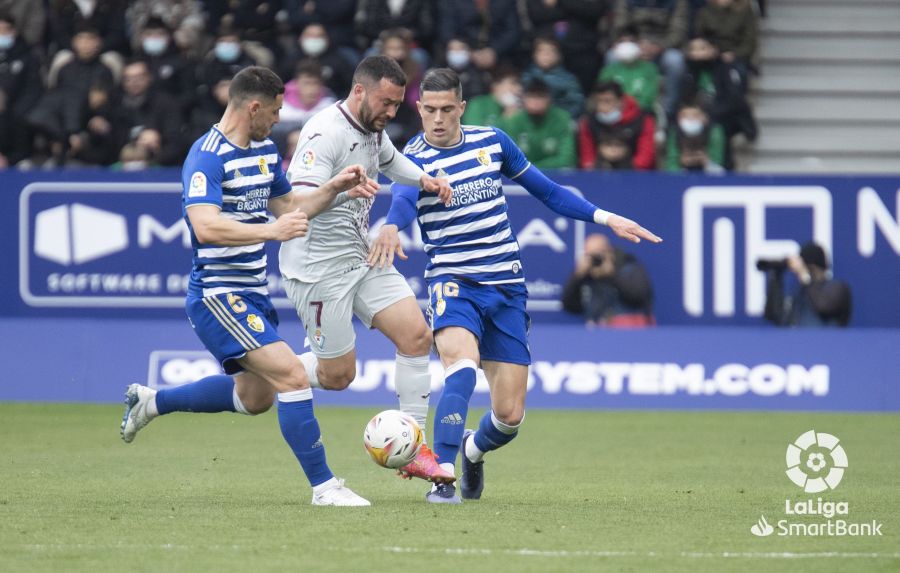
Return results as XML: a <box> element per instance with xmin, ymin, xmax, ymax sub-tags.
<box><xmin>283</xmin><ymin>264</ymin><xmax>415</xmax><ymax>359</ymax></box>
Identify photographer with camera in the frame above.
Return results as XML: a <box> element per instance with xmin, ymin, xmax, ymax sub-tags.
<box><xmin>761</xmin><ymin>242</ymin><xmax>852</xmax><ymax>327</ymax></box>
<box><xmin>561</xmin><ymin>233</ymin><xmax>655</xmax><ymax>327</ymax></box>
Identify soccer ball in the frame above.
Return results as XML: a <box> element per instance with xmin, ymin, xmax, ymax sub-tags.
<box><xmin>363</xmin><ymin>409</ymin><xmax>423</xmax><ymax>469</ymax></box>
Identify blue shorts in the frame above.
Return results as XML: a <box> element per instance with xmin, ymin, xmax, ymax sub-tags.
<box><xmin>426</xmin><ymin>278</ymin><xmax>531</xmax><ymax>365</ymax></box>
<box><xmin>186</xmin><ymin>291</ymin><xmax>283</xmax><ymax>375</ymax></box>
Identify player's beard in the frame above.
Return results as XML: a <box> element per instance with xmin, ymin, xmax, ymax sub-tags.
<box><xmin>358</xmin><ymin>98</ymin><xmax>384</xmax><ymax>132</ymax></box>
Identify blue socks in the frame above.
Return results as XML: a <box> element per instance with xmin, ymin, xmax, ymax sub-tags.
<box><xmin>155</xmin><ymin>375</ymin><xmax>237</xmax><ymax>415</ymax></box>
<box><xmin>277</xmin><ymin>389</ymin><xmax>334</xmax><ymax>487</ymax></box>
<box><xmin>432</xmin><ymin>360</ymin><xmax>477</xmax><ymax>466</ymax></box>
<box><xmin>473</xmin><ymin>410</ymin><xmax>520</xmax><ymax>454</ymax></box>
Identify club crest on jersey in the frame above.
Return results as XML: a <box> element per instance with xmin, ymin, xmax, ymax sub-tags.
<box><xmin>512</xmin><ymin>262</ymin><xmax>521</xmax><ymax>273</ymax></box>
<box><xmin>188</xmin><ymin>172</ymin><xmax>207</xmax><ymax>197</ymax></box>
<box><xmin>435</xmin><ymin>299</ymin><xmax>446</xmax><ymax>316</ymax></box>
<box><xmin>246</xmin><ymin>314</ymin><xmax>265</xmax><ymax>333</ymax></box>
<box><xmin>476</xmin><ymin>149</ymin><xmax>490</xmax><ymax>166</ymax></box>
<box><xmin>300</xmin><ymin>149</ymin><xmax>315</xmax><ymax>169</ymax></box>
<box><xmin>258</xmin><ymin>157</ymin><xmax>270</xmax><ymax>175</ymax></box>
<box><xmin>313</xmin><ymin>329</ymin><xmax>325</xmax><ymax>349</ymax></box>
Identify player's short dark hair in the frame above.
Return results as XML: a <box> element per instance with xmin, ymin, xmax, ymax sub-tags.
<box><xmin>524</xmin><ymin>78</ymin><xmax>551</xmax><ymax>97</ymax></box>
<box><xmin>593</xmin><ymin>80</ymin><xmax>624</xmax><ymax>99</ymax></box>
<box><xmin>352</xmin><ymin>55</ymin><xmax>407</xmax><ymax>88</ymax></box>
<box><xmin>229</xmin><ymin>66</ymin><xmax>284</xmax><ymax>104</ymax></box>
<box><xmin>420</xmin><ymin>68</ymin><xmax>462</xmax><ymax>100</ymax></box>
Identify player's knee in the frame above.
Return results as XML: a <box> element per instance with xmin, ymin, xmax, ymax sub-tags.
<box><xmin>317</xmin><ymin>363</ymin><xmax>356</xmax><ymax>391</ymax></box>
<box><xmin>494</xmin><ymin>406</ymin><xmax>525</xmax><ymax>427</ymax></box>
<box><xmin>241</xmin><ymin>395</ymin><xmax>273</xmax><ymax>415</ymax></box>
<box><xmin>273</xmin><ymin>359</ymin><xmax>312</xmax><ymax>393</ymax></box>
<box><xmin>397</xmin><ymin>323</ymin><xmax>432</xmax><ymax>357</ymax></box>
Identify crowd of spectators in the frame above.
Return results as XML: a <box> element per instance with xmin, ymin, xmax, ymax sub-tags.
<box><xmin>0</xmin><ymin>0</ymin><xmax>761</xmax><ymax>171</ymax></box>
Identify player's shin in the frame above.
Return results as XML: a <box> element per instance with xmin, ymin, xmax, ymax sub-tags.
<box><xmin>432</xmin><ymin>359</ymin><xmax>477</xmax><ymax>468</ymax></box>
<box><xmin>394</xmin><ymin>353</ymin><xmax>431</xmax><ymax>439</ymax></box>
<box><xmin>276</xmin><ymin>389</ymin><xmax>334</xmax><ymax>487</ymax></box>
<box><xmin>155</xmin><ymin>375</ymin><xmax>237</xmax><ymax>415</ymax></box>
<box><xmin>469</xmin><ymin>410</ymin><xmax>522</xmax><ymax>462</ymax></box>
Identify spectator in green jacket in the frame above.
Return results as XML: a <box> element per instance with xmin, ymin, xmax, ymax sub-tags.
<box><xmin>461</xmin><ymin>66</ymin><xmax>522</xmax><ymax>127</ymax></box>
<box><xmin>664</xmin><ymin>102</ymin><xmax>725</xmax><ymax>172</ymax></box>
<box><xmin>599</xmin><ymin>32</ymin><xmax>661</xmax><ymax>112</ymax></box>
<box><xmin>520</xmin><ymin>35</ymin><xmax>584</xmax><ymax>119</ymax></box>
<box><xmin>502</xmin><ymin>78</ymin><xmax>576</xmax><ymax>169</ymax></box>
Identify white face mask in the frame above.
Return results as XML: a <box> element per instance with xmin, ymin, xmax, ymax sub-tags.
<box><xmin>0</xmin><ymin>34</ymin><xmax>13</xmax><ymax>50</ymax></box>
<box><xmin>498</xmin><ymin>92</ymin><xmax>519</xmax><ymax>107</ymax></box>
<box><xmin>596</xmin><ymin>109</ymin><xmax>622</xmax><ymax>125</ymax></box>
<box><xmin>613</xmin><ymin>41</ymin><xmax>641</xmax><ymax>63</ymax></box>
<box><xmin>215</xmin><ymin>41</ymin><xmax>241</xmax><ymax>62</ymax></box>
<box><xmin>446</xmin><ymin>50</ymin><xmax>470</xmax><ymax>70</ymax></box>
<box><xmin>142</xmin><ymin>37</ymin><xmax>168</xmax><ymax>56</ymax></box>
<box><xmin>121</xmin><ymin>160</ymin><xmax>148</xmax><ymax>171</ymax></box>
<box><xmin>301</xmin><ymin>37</ymin><xmax>327</xmax><ymax>57</ymax></box>
<box><xmin>679</xmin><ymin>118</ymin><xmax>705</xmax><ymax>136</ymax></box>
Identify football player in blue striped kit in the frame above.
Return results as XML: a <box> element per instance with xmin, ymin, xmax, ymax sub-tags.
<box><xmin>369</xmin><ymin>68</ymin><xmax>663</xmax><ymax>503</ymax></box>
<box><xmin>120</xmin><ymin>66</ymin><xmax>377</xmax><ymax>506</ymax></box>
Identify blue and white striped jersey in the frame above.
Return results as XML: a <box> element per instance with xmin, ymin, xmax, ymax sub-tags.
<box><xmin>401</xmin><ymin>126</ymin><xmax>531</xmax><ymax>285</ymax></box>
<box><xmin>182</xmin><ymin>126</ymin><xmax>291</xmax><ymax>298</ymax></box>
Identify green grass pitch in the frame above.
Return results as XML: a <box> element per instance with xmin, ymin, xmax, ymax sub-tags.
<box><xmin>1</xmin><ymin>403</ymin><xmax>897</xmax><ymax>572</ymax></box>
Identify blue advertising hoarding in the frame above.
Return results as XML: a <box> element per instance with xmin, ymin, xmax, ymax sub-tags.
<box><xmin>4</xmin><ymin>169</ymin><xmax>898</xmax><ymax>326</ymax></box>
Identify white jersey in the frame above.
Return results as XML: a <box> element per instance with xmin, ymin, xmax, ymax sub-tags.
<box><xmin>279</xmin><ymin>100</ymin><xmax>424</xmax><ymax>282</ymax></box>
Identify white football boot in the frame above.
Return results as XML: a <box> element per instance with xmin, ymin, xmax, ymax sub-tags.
<box><xmin>120</xmin><ymin>384</ymin><xmax>158</xmax><ymax>443</ymax></box>
<box><xmin>311</xmin><ymin>479</ymin><xmax>371</xmax><ymax>506</ymax></box>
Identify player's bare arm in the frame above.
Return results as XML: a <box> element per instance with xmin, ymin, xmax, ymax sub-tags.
<box><xmin>186</xmin><ymin>204</ymin><xmax>308</xmax><ymax>245</ymax></box>
<box><xmin>275</xmin><ymin>165</ymin><xmax>376</xmax><ymax>219</ymax></box>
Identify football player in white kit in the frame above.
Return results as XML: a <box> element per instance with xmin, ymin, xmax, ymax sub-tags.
<box><xmin>280</xmin><ymin>56</ymin><xmax>455</xmax><ymax>483</ymax></box>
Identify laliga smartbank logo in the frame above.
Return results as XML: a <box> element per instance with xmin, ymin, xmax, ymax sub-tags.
<box><xmin>750</xmin><ymin>430</ymin><xmax>882</xmax><ymax>538</ymax></box>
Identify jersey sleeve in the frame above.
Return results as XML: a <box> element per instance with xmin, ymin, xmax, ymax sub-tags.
<box><xmin>495</xmin><ymin>127</ymin><xmax>532</xmax><ymax>179</ymax></box>
<box><xmin>381</xmin><ymin>133</ymin><xmax>425</xmax><ymax>186</ymax></box>
<box><xmin>182</xmin><ymin>150</ymin><xmax>224</xmax><ymax>208</ymax></box>
<box><xmin>286</xmin><ymin>124</ymin><xmax>340</xmax><ymax>189</ymax></box>
<box><xmin>270</xmin><ymin>153</ymin><xmax>291</xmax><ymax>199</ymax></box>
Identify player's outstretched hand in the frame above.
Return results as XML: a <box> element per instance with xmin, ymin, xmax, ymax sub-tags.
<box><xmin>607</xmin><ymin>214</ymin><xmax>663</xmax><ymax>244</ymax></box>
<box><xmin>271</xmin><ymin>209</ymin><xmax>309</xmax><ymax>241</ymax></box>
<box><xmin>367</xmin><ymin>224</ymin><xmax>406</xmax><ymax>269</ymax></box>
<box><xmin>327</xmin><ymin>164</ymin><xmax>367</xmax><ymax>193</ymax></box>
<box><xmin>421</xmin><ymin>174</ymin><xmax>452</xmax><ymax>205</ymax></box>
<box><xmin>348</xmin><ymin>176</ymin><xmax>380</xmax><ymax>200</ymax></box>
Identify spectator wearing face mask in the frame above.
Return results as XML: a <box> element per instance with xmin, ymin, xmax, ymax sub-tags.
<box><xmin>520</xmin><ymin>35</ymin><xmax>584</xmax><ymax>119</ymax></box>
<box><xmin>578</xmin><ymin>80</ymin><xmax>655</xmax><ymax>170</ymax></box>
<box><xmin>461</xmin><ymin>66</ymin><xmax>522</xmax><ymax>127</ymax></box>
<box><xmin>110</xmin><ymin>141</ymin><xmax>156</xmax><ymax>171</ymax></box>
<box><xmin>443</xmin><ymin>37</ymin><xmax>490</xmax><ymax>99</ymax></box>
<box><xmin>197</xmin><ymin>27</ymin><xmax>268</xmax><ymax>101</ymax></box>
<box><xmin>282</xmin><ymin>22</ymin><xmax>354</xmax><ymax>96</ymax></box>
<box><xmin>598</xmin><ymin>31</ymin><xmax>661</xmax><ymax>112</ymax></box>
<box><xmin>0</xmin><ymin>11</ymin><xmax>42</xmax><ymax>167</ymax></box>
<box><xmin>664</xmin><ymin>101</ymin><xmax>725</xmax><ymax>172</ymax></box>
<box><xmin>126</xmin><ymin>0</ymin><xmax>205</xmax><ymax>58</ymax></box>
<box><xmin>134</xmin><ymin>17</ymin><xmax>195</xmax><ymax>114</ymax></box>
<box><xmin>501</xmin><ymin>78</ymin><xmax>576</xmax><ymax>169</ymax></box>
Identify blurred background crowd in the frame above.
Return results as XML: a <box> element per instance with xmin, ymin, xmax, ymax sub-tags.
<box><xmin>0</xmin><ymin>0</ymin><xmax>762</xmax><ymax>173</ymax></box>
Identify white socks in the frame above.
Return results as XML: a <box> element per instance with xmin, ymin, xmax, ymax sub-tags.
<box><xmin>298</xmin><ymin>353</ymin><xmax>322</xmax><ymax>389</ymax></box>
<box><xmin>232</xmin><ymin>386</ymin><xmax>251</xmax><ymax>415</ymax></box>
<box><xmin>465</xmin><ymin>435</ymin><xmax>485</xmax><ymax>463</ymax></box>
<box><xmin>394</xmin><ymin>353</ymin><xmax>431</xmax><ymax>436</ymax></box>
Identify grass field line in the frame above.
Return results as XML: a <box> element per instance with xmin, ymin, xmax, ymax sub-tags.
<box><xmin>11</xmin><ymin>544</ymin><xmax>900</xmax><ymax>560</ymax></box>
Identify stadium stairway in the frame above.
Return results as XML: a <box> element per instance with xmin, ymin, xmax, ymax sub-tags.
<box><xmin>739</xmin><ymin>0</ymin><xmax>900</xmax><ymax>173</ymax></box>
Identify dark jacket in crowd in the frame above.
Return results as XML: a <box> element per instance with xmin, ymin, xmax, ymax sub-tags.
<box><xmin>356</xmin><ymin>0</ymin><xmax>435</xmax><ymax>52</ymax></box>
<box><xmin>47</xmin><ymin>0</ymin><xmax>128</xmax><ymax>55</ymax></box>
<box><xmin>115</xmin><ymin>88</ymin><xmax>185</xmax><ymax>166</ymax></box>
<box><xmin>437</xmin><ymin>0</ymin><xmax>521</xmax><ymax>60</ymax></box>
<box><xmin>286</xmin><ymin>0</ymin><xmax>358</xmax><ymax>51</ymax></box>
<box><xmin>280</xmin><ymin>45</ymin><xmax>355</xmax><ymax>97</ymax></box>
<box><xmin>764</xmin><ymin>273</ymin><xmax>852</xmax><ymax>327</ymax></box>
<box><xmin>679</xmin><ymin>58</ymin><xmax>756</xmax><ymax>141</ymax></box>
<box><xmin>614</xmin><ymin>0</ymin><xmax>689</xmax><ymax>50</ymax></box>
<box><xmin>525</xmin><ymin>0</ymin><xmax>606</xmax><ymax>92</ymax></box>
<box><xmin>0</xmin><ymin>34</ymin><xmax>42</xmax><ymax>162</ymax></box>
<box><xmin>562</xmin><ymin>250</ymin><xmax>655</xmax><ymax>326</ymax></box>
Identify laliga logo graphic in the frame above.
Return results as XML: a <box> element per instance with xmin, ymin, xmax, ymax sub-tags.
<box><xmin>785</xmin><ymin>430</ymin><xmax>848</xmax><ymax>493</ymax></box>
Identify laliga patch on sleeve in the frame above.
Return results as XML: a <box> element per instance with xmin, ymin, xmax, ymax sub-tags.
<box><xmin>298</xmin><ymin>149</ymin><xmax>316</xmax><ymax>171</ymax></box>
<box><xmin>188</xmin><ymin>171</ymin><xmax>207</xmax><ymax>197</ymax></box>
